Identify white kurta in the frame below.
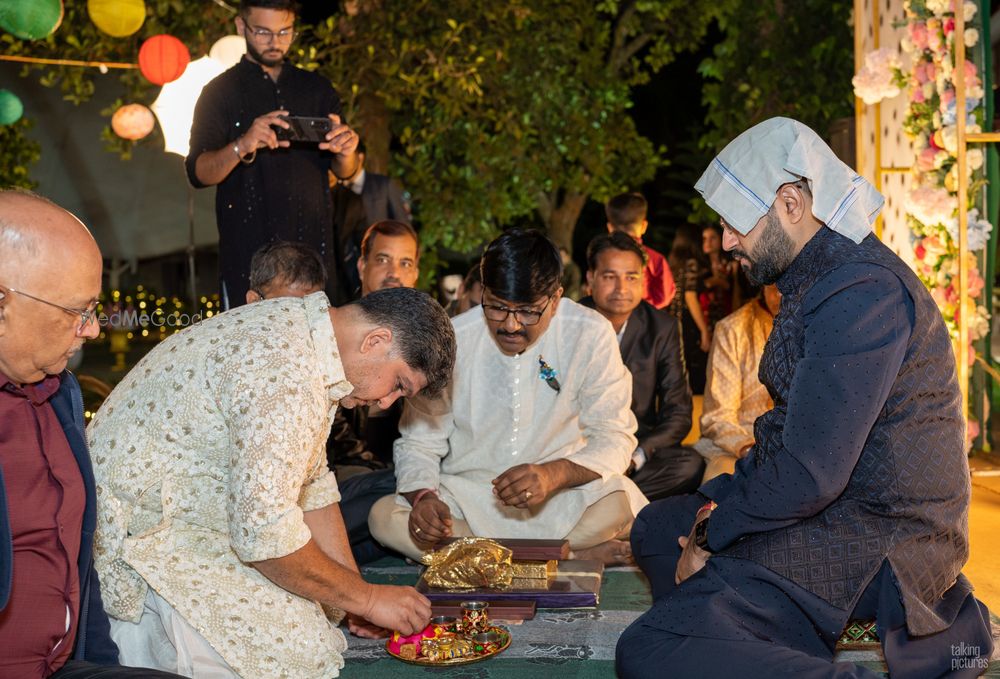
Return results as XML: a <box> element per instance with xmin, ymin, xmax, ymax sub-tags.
<box><xmin>393</xmin><ymin>299</ymin><xmax>648</xmax><ymax>539</ymax></box>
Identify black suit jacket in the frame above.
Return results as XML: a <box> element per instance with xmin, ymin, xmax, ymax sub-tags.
<box><xmin>580</xmin><ymin>298</ymin><xmax>692</xmax><ymax>459</ymax></box>
<box><xmin>332</xmin><ymin>172</ymin><xmax>410</xmax><ymax>303</ymax></box>
<box><xmin>361</xmin><ymin>172</ymin><xmax>408</xmax><ymax>225</ymax></box>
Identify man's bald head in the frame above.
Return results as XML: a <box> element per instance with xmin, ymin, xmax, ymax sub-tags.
<box><xmin>0</xmin><ymin>190</ymin><xmax>101</xmax><ymax>285</ymax></box>
<box><xmin>0</xmin><ymin>190</ymin><xmax>103</xmax><ymax>385</ymax></box>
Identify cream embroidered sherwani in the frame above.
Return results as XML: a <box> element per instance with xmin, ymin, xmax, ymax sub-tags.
<box><xmin>88</xmin><ymin>293</ymin><xmax>352</xmax><ymax>679</ymax></box>
<box><xmin>695</xmin><ymin>299</ymin><xmax>774</xmax><ymax>459</ymax></box>
<box><xmin>391</xmin><ymin>300</ymin><xmax>647</xmax><ymax>539</ymax></box>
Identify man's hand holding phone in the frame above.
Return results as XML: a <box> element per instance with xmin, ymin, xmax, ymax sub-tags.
<box><xmin>238</xmin><ymin>109</ymin><xmax>291</xmax><ymax>155</ymax></box>
<box><xmin>321</xmin><ymin>114</ymin><xmax>358</xmax><ymax>156</ymax></box>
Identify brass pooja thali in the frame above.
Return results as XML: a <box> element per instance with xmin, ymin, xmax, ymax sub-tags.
<box><xmin>385</xmin><ymin>613</ymin><xmax>512</xmax><ymax>666</ymax></box>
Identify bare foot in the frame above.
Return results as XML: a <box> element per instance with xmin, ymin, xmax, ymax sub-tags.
<box><xmin>569</xmin><ymin>539</ymin><xmax>634</xmax><ymax>566</ymax></box>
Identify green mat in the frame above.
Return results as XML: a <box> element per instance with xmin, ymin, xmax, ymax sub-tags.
<box><xmin>342</xmin><ymin>559</ymin><xmax>999</xmax><ymax>678</ymax></box>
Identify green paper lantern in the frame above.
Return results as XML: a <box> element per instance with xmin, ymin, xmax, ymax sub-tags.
<box><xmin>0</xmin><ymin>90</ymin><xmax>24</xmax><ymax>126</ymax></box>
<box><xmin>0</xmin><ymin>0</ymin><xmax>64</xmax><ymax>40</ymax></box>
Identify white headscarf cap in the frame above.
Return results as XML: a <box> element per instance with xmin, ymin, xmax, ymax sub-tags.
<box><xmin>694</xmin><ymin>117</ymin><xmax>883</xmax><ymax>244</ymax></box>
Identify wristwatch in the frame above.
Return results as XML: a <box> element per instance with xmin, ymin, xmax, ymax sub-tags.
<box><xmin>693</xmin><ymin>516</ymin><xmax>713</xmax><ymax>554</ymax></box>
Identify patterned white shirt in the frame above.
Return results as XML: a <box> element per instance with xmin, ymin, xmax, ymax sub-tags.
<box><xmin>89</xmin><ymin>292</ymin><xmax>353</xmax><ymax>679</ymax></box>
<box><xmin>394</xmin><ymin>299</ymin><xmax>647</xmax><ymax>539</ymax></box>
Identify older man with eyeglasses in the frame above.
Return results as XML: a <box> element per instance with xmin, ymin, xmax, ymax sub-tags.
<box><xmin>186</xmin><ymin>0</ymin><xmax>361</xmax><ymax>310</ymax></box>
<box><xmin>369</xmin><ymin>229</ymin><xmax>647</xmax><ymax>565</ymax></box>
<box><xmin>0</xmin><ymin>190</ymin><xmax>185</xmax><ymax>679</ymax></box>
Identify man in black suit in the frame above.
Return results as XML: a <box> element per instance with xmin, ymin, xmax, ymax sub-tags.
<box><xmin>331</xmin><ymin>141</ymin><xmax>411</xmax><ymax>302</ymax></box>
<box><xmin>581</xmin><ymin>232</ymin><xmax>705</xmax><ymax>501</ymax></box>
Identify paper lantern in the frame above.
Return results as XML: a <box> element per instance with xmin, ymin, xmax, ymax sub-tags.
<box><xmin>0</xmin><ymin>90</ymin><xmax>23</xmax><ymax>125</ymax></box>
<box><xmin>209</xmin><ymin>35</ymin><xmax>246</xmax><ymax>70</ymax></box>
<box><xmin>0</xmin><ymin>0</ymin><xmax>63</xmax><ymax>39</ymax></box>
<box><xmin>111</xmin><ymin>103</ymin><xmax>154</xmax><ymax>140</ymax></box>
<box><xmin>151</xmin><ymin>56</ymin><xmax>225</xmax><ymax>156</ymax></box>
<box><xmin>87</xmin><ymin>0</ymin><xmax>144</xmax><ymax>38</ymax></box>
<box><xmin>138</xmin><ymin>34</ymin><xmax>190</xmax><ymax>85</ymax></box>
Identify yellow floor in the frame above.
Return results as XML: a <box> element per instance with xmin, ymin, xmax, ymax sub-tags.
<box><xmin>967</xmin><ymin>465</ymin><xmax>1000</xmax><ymax>614</ymax></box>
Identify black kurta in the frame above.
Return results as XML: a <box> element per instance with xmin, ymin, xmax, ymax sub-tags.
<box><xmin>185</xmin><ymin>57</ymin><xmax>342</xmax><ymax>307</ymax></box>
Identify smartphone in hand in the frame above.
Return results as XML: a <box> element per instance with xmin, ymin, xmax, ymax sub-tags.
<box><xmin>273</xmin><ymin>115</ymin><xmax>333</xmax><ymax>143</ymax></box>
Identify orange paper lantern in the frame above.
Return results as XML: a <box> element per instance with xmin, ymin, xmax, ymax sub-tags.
<box><xmin>138</xmin><ymin>34</ymin><xmax>190</xmax><ymax>85</ymax></box>
<box><xmin>111</xmin><ymin>103</ymin><xmax>154</xmax><ymax>140</ymax></box>
<box><xmin>87</xmin><ymin>0</ymin><xmax>144</xmax><ymax>38</ymax></box>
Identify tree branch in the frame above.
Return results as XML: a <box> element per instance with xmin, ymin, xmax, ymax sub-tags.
<box><xmin>608</xmin><ymin>0</ymin><xmax>638</xmax><ymax>70</ymax></box>
<box><xmin>612</xmin><ymin>33</ymin><xmax>655</xmax><ymax>74</ymax></box>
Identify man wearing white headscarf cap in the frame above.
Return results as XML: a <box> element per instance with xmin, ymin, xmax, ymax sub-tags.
<box><xmin>617</xmin><ymin>118</ymin><xmax>993</xmax><ymax>678</ymax></box>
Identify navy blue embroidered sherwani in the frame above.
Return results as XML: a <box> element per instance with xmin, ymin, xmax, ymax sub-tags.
<box><xmin>617</xmin><ymin>228</ymin><xmax>994</xmax><ymax>678</ymax></box>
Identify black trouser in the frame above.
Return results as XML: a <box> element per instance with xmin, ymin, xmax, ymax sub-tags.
<box><xmin>338</xmin><ymin>468</ymin><xmax>399</xmax><ymax>564</ymax></box>
<box><xmin>617</xmin><ymin>495</ymin><xmax>995</xmax><ymax>679</ymax></box>
<box><xmin>629</xmin><ymin>445</ymin><xmax>705</xmax><ymax>502</ymax></box>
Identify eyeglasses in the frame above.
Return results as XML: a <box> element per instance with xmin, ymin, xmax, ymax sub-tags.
<box><xmin>4</xmin><ymin>287</ymin><xmax>98</xmax><ymax>330</ymax></box>
<box><xmin>481</xmin><ymin>296</ymin><xmax>552</xmax><ymax>326</ymax></box>
<box><xmin>245</xmin><ymin>22</ymin><xmax>296</xmax><ymax>43</ymax></box>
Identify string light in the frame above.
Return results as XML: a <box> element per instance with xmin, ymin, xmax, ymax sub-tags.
<box><xmin>0</xmin><ymin>54</ymin><xmax>137</xmax><ymax>69</ymax></box>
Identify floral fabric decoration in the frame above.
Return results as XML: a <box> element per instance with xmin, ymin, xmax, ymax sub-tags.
<box><xmin>897</xmin><ymin>0</ymin><xmax>991</xmax><ymax>447</ymax></box>
<box><xmin>897</xmin><ymin>0</ymin><xmax>990</xmax><ymax>368</ymax></box>
<box><xmin>852</xmin><ymin>47</ymin><xmax>903</xmax><ymax>104</ymax></box>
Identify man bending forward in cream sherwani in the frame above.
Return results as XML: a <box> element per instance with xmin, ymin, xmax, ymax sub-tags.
<box><xmin>369</xmin><ymin>229</ymin><xmax>647</xmax><ymax>564</ymax></box>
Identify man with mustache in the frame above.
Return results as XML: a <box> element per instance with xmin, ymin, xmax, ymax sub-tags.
<box><xmin>580</xmin><ymin>232</ymin><xmax>704</xmax><ymax>501</ymax></box>
<box><xmin>186</xmin><ymin>0</ymin><xmax>360</xmax><ymax>309</ymax></box>
<box><xmin>617</xmin><ymin>118</ymin><xmax>993</xmax><ymax>678</ymax></box>
<box><xmin>369</xmin><ymin>229</ymin><xmax>647</xmax><ymax>565</ymax></box>
<box><xmin>329</xmin><ymin>220</ymin><xmax>421</xmax><ymax>563</ymax></box>
<box><xmin>0</xmin><ymin>190</ymin><xmax>180</xmax><ymax>678</ymax></box>
<box><xmin>330</xmin><ymin>141</ymin><xmax>412</xmax><ymax>302</ymax></box>
<box><xmin>356</xmin><ymin>220</ymin><xmax>420</xmax><ymax>297</ymax></box>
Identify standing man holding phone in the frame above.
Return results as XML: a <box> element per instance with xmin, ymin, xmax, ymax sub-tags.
<box><xmin>186</xmin><ymin>0</ymin><xmax>360</xmax><ymax>309</ymax></box>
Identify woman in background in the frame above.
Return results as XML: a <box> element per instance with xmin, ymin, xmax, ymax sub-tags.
<box><xmin>700</xmin><ymin>223</ymin><xmax>741</xmax><ymax>331</ymax></box>
<box><xmin>667</xmin><ymin>225</ymin><xmax>711</xmax><ymax>394</ymax></box>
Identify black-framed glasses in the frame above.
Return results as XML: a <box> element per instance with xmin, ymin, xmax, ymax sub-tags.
<box><xmin>482</xmin><ymin>296</ymin><xmax>552</xmax><ymax>326</ymax></box>
<box><xmin>5</xmin><ymin>287</ymin><xmax>98</xmax><ymax>329</ymax></box>
<box><xmin>245</xmin><ymin>22</ymin><xmax>296</xmax><ymax>43</ymax></box>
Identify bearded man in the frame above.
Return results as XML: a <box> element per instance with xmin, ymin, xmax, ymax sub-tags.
<box><xmin>185</xmin><ymin>0</ymin><xmax>360</xmax><ymax>308</ymax></box>
<box><xmin>616</xmin><ymin>118</ymin><xmax>993</xmax><ymax>678</ymax></box>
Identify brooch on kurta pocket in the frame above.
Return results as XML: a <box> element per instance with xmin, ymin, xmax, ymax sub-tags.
<box><xmin>538</xmin><ymin>355</ymin><xmax>560</xmax><ymax>393</ymax></box>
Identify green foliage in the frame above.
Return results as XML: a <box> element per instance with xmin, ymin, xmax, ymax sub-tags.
<box><xmin>309</xmin><ymin>0</ymin><xmax>722</xmax><ymax>253</ymax></box>
<box><xmin>5</xmin><ymin>0</ymin><xmax>724</xmax><ymax>260</ymax></box>
<box><xmin>2</xmin><ymin>0</ymin><xmax>234</xmax><ymax>153</ymax></box>
<box><xmin>0</xmin><ymin>116</ymin><xmax>41</xmax><ymax>189</ymax></box>
<box><xmin>697</xmin><ymin>0</ymin><xmax>855</xmax><ymax>222</ymax></box>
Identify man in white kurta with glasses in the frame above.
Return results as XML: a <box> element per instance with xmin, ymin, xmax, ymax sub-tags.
<box><xmin>369</xmin><ymin>229</ymin><xmax>647</xmax><ymax>565</ymax></box>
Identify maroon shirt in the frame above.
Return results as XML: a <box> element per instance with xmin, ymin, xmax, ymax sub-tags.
<box><xmin>641</xmin><ymin>244</ymin><xmax>676</xmax><ymax>310</ymax></box>
<box><xmin>0</xmin><ymin>372</ymin><xmax>86</xmax><ymax>678</ymax></box>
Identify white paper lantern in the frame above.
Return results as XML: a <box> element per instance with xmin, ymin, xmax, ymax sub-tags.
<box><xmin>151</xmin><ymin>55</ymin><xmax>225</xmax><ymax>156</ymax></box>
<box><xmin>209</xmin><ymin>35</ymin><xmax>246</xmax><ymax>70</ymax></box>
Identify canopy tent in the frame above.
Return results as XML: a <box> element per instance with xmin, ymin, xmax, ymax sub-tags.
<box><xmin>1</xmin><ymin>61</ymin><xmax>219</xmax><ymax>263</ymax></box>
